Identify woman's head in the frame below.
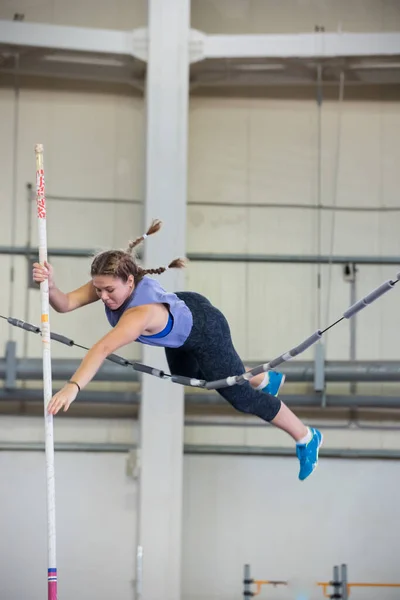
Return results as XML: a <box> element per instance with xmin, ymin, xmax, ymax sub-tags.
<box><xmin>90</xmin><ymin>251</ymin><xmax>136</xmax><ymax>309</ymax></box>
<box><xmin>90</xmin><ymin>219</ymin><xmax>186</xmax><ymax>309</ymax></box>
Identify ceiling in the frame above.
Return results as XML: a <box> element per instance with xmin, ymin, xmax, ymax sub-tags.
<box><xmin>1</xmin><ymin>27</ymin><xmax>400</xmax><ymax>91</ymax></box>
<box><xmin>190</xmin><ymin>55</ymin><xmax>400</xmax><ymax>89</ymax></box>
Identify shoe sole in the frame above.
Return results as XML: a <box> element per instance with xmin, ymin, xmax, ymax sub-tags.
<box><xmin>314</xmin><ymin>431</ymin><xmax>324</xmax><ymax>469</ymax></box>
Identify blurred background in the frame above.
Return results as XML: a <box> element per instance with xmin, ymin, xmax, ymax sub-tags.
<box><xmin>1</xmin><ymin>1</ymin><xmax>400</xmax><ymax>599</ymax></box>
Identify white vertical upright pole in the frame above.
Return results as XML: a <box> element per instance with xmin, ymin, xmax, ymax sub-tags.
<box><xmin>35</xmin><ymin>143</ymin><xmax>57</xmax><ymax>600</ymax></box>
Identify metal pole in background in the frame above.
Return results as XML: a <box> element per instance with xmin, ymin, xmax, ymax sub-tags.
<box><xmin>135</xmin><ymin>545</ymin><xmax>143</xmax><ymax>600</ymax></box>
<box><xmin>22</xmin><ymin>183</ymin><xmax>35</xmax><ymax>368</ymax></box>
<box><xmin>244</xmin><ymin>564</ymin><xmax>252</xmax><ymax>599</ymax></box>
<box><xmin>340</xmin><ymin>564</ymin><xmax>348</xmax><ymax>600</ymax></box>
<box><xmin>2</xmin><ymin>246</ymin><xmax>400</xmax><ymax>265</ymax></box>
<box><xmin>347</xmin><ymin>265</ymin><xmax>358</xmax><ymax>395</ymax></box>
<box><xmin>331</xmin><ymin>565</ymin><xmax>341</xmax><ymax>599</ymax></box>
<box><xmin>8</xmin><ymin>53</ymin><xmax>20</xmax><ymax>338</ymax></box>
<box><xmin>315</xmin><ymin>63</ymin><xmax>323</xmax><ymax>330</ymax></box>
<box><xmin>314</xmin><ymin>63</ymin><xmax>326</xmax><ymax>406</ymax></box>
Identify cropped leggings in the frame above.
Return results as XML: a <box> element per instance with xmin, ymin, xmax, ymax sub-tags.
<box><xmin>164</xmin><ymin>292</ymin><xmax>281</xmax><ymax>422</ymax></box>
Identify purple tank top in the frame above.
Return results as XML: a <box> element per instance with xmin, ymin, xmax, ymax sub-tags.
<box><xmin>104</xmin><ymin>276</ymin><xmax>193</xmax><ymax>348</ymax></box>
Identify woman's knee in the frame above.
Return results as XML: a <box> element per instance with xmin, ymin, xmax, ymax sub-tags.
<box><xmin>249</xmin><ymin>398</ymin><xmax>281</xmax><ymax>421</ymax></box>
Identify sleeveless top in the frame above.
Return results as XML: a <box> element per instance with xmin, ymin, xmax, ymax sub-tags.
<box><xmin>104</xmin><ymin>276</ymin><xmax>193</xmax><ymax>348</ymax></box>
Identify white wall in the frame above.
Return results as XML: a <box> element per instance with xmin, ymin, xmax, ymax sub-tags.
<box><xmin>0</xmin><ymin>450</ymin><xmax>138</xmax><ymax>600</ymax></box>
<box><xmin>191</xmin><ymin>0</ymin><xmax>400</xmax><ymax>34</ymax></box>
<box><xmin>187</xmin><ymin>92</ymin><xmax>400</xmax><ymax>365</ymax></box>
<box><xmin>182</xmin><ymin>453</ymin><xmax>400</xmax><ymax>600</ymax></box>
<box><xmin>2</xmin><ymin>0</ymin><xmax>399</xmax><ymax>33</ymax></box>
<box><xmin>0</xmin><ymin>84</ymin><xmax>144</xmax><ymax>362</ymax></box>
<box><xmin>1</xmin><ymin>4</ymin><xmax>400</xmax><ymax>368</ymax></box>
<box><xmin>0</xmin><ymin>0</ymin><xmax>147</xmax><ymax>29</ymax></box>
<box><xmin>2</xmin><ymin>89</ymin><xmax>400</xmax><ymax>365</ymax></box>
<box><xmin>2</xmin><ymin>441</ymin><xmax>400</xmax><ymax>600</ymax></box>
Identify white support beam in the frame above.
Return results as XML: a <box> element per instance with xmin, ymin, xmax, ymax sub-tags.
<box><xmin>1</xmin><ymin>20</ymin><xmax>399</xmax><ymax>64</ymax></box>
<box><xmin>137</xmin><ymin>0</ymin><xmax>190</xmax><ymax>598</ymax></box>
<box><xmin>0</xmin><ymin>19</ymin><xmax>133</xmax><ymax>56</ymax></box>
<box><xmin>203</xmin><ymin>32</ymin><xmax>400</xmax><ymax>59</ymax></box>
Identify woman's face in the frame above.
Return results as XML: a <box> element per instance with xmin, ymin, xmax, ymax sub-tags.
<box><xmin>92</xmin><ymin>274</ymin><xmax>134</xmax><ymax>310</ymax></box>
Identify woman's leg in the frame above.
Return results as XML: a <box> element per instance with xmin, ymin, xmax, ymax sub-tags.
<box><xmin>181</xmin><ymin>300</ymin><xmax>306</xmax><ymax>439</ymax></box>
<box><xmin>194</xmin><ymin>340</ymin><xmax>322</xmax><ymax>480</ymax></box>
<box><xmin>195</xmin><ymin>346</ymin><xmax>308</xmax><ymax>441</ymax></box>
<box><xmin>164</xmin><ymin>347</ymin><xmax>203</xmax><ymax>380</ymax></box>
<box><xmin>173</xmin><ymin>291</ymin><xmax>323</xmax><ymax>480</ymax></box>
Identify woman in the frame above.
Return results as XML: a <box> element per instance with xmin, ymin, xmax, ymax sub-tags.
<box><xmin>33</xmin><ymin>220</ymin><xmax>322</xmax><ymax>481</ymax></box>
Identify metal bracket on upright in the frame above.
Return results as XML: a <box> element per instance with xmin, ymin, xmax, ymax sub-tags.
<box><xmin>5</xmin><ymin>340</ymin><xmax>17</xmax><ymax>390</ymax></box>
<box><xmin>125</xmin><ymin>448</ymin><xmax>141</xmax><ymax>480</ymax></box>
<box><xmin>344</xmin><ymin>262</ymin><xmax>358</xmax><ymax>395</ymax></box>
<box><xmin>314</xmin><ymin>341</ymin><xmax>326</xmax><ymax>406</ymax></box>
<box><xmin>340</xmin><ymin>564</ymin><xmax>348</xmax><ymax>600</ymax></box>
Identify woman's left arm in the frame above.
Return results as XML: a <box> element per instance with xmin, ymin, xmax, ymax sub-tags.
<box><xmin>47</xmin><ymin>305</ymin><xmax>153</xmax><ymax>415</ymax></box>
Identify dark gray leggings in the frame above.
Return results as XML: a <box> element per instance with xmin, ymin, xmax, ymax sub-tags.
<box><xmin>164</xmin><ymin>292</ymin><xmax>281</xmax><ymax>422</ymax></box>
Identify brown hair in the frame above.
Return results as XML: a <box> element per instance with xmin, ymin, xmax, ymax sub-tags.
<box><xmin>90</xmin><ymin>219</ymin><xmax>186</xmax><ymax>283</ymax></box>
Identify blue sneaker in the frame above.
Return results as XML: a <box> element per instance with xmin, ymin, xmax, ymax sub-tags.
<box><xmin>296</xmin><ymin>427</ymin><xmax>323</xmax><ymax>481</ymax></box>
<box><xmin>261</xmin><ymin>371</ymin><xmax>285</xmax><ymax>396</ymax></box>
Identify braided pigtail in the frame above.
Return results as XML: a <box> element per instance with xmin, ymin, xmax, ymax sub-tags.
<box><xmin>125</xmin><ymin>219</ymin><xmax>162</xmax><ymax>255</ymax></box>
<box><xmin>140</xmin><ymin>257</ymin><xmax>186</xmax><ymax>278</ymax></box>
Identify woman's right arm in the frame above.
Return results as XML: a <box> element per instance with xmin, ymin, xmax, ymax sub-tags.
<box><xmin>32</xmin><ymin>261</ymin><xmax>99</xmax><ymax>313</ymax></box>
